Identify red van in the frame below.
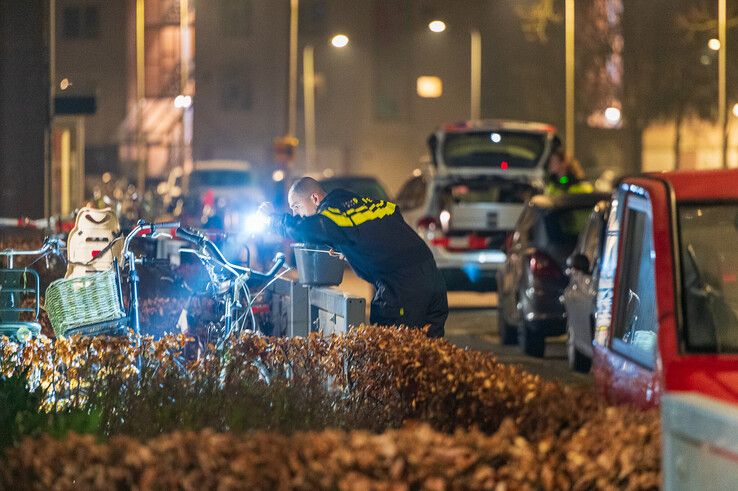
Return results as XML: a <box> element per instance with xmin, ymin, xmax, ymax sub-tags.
<box><xmin>593</xmin><ymin>170</ymin><xmax>738</xmax><ymax>409</ymax></box>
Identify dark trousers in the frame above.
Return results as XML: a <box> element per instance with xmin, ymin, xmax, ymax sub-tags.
<box><xmin>369</xmin><ymin>259</ymin><xmax>449</xmax><ymax>338</ymax></box>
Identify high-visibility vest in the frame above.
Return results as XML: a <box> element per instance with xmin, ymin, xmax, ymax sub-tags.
<box><xmin>544</xmin><ymin>180</ymin><xmax>594</xmax><ymax>196</ymax></box>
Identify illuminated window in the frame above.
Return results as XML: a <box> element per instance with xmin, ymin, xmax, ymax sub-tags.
<box><xmin>416</xmin><ymin>76</ymin><xmax>443</xmax><ymax>98</ymax></box>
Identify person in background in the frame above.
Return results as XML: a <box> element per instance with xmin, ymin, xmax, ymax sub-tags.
<box><xmin>545</xmin><ymin>136</ymin><xmax>594</xmax><ymax>196</ymax></box>
<box><xmin>260</xmin><ymin>177</ymin><xmax>448</xmax><ymax>338</ymax></box>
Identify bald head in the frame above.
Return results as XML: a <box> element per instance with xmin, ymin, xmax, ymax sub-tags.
<box><xmin>288</xmin><ymin>177</ymin><xmax>327</xmax><ymax>217</ymax></box>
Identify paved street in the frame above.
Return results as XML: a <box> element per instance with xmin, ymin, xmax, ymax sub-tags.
<box><xmin>339</xmin><ymin>271</ymin><xmax>592</xmax><ymax>386</ymax></box>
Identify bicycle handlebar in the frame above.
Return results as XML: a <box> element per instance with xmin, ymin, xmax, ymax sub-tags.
<box><xmin>175</xmin><ymin>226</ymin><xmax>285</xmax><ymax>282</ymax></box>
<box><xmin>0</xmin><ymin>235</ymin><xmax>66</xmax><ymax>258</ymax></box>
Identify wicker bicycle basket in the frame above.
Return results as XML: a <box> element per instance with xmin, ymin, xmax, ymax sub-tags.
<box><xmin>45</xmin><ymin>268</ymin><xmax>126</xmax><ymax>337</ymax></box>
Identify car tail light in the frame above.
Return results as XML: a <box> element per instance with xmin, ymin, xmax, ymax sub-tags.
<box><xmin>417</xmin><ymin>216</ymin><xmax>440</xmax><ymax>230</ymax></box>
<box><xmin>529</xmin><ymin>251</ymin><xmax>563</xmax><ymax>279</ymax></box>
<box><xmin>430</xmin><ymin>237</ymin><xmax>449</xmax><ymax>247</ymax></box>
<box><xmin>468</xmin><ymin>234</ymin><xmax>488</xmax><ymax>250</ymax></box>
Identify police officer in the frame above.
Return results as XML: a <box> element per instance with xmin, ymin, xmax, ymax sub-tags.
<box><xmin>261</xmin><ymin>177</ymin><xmax>448</xmax><ymax>337</ymax></box>
<box><xmin>545</xmin><ymin>136</ymin><xmax>594</xmax><ymax>196</ymax></box>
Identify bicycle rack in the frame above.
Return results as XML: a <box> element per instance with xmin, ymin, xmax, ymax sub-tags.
<box><xmin>267</xmin><ymin>277</ymin><xmax>310</xmax><ymax>337</ymax></box>
<box><xmin>308</xmin><ymin>286</ymin><xmax>365</xmax><ymax>336</ymax></box>
<box><xmin>264</xmin><ymin>278</ymin><xmax>365</xmax><ymax>337</ymax></box>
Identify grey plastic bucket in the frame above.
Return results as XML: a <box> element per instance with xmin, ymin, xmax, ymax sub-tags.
<box><xmin>292</xmin><ymin>244</ymin><xmax>345</xmax><ymax>286</ymax></box>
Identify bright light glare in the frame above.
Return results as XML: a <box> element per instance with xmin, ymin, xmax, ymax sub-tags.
<box><xmin>174</xmin><ymin>95</ymin><xmax>192</xmax><ymax>108</ymax></box>
<box><xmin>331</xmin><ymin>34</ymin><xmax>349</xmax><ymax>48</ymax></box>
<box><xmin>245</xmin><ymin>211</ymin><xmax>270</xmax><ymax>235</ymax></box>
<box><xmin>428</xmin><ymin>20</ymin><xmax>446</xmax><ymax>33</ymax></box>
<box><xmin>708</xmin><ymin>38</ymin><xmax>721</xmax><ymax>51</ymax></box>
<box><xmin>604</xmin><ymin>106</ymin><xmax>621</xmax><ymax>124</ymax></box>
<box><xmin>60</xmin><ymin>78</ymin><xmax>71</xmax><ymax>90</ymax></box>
<box><xmin>733</xmin><ymin>103</ymin><xmax>738</xmax><ymax>118</ymax></box>
<box><xmin>272</xmin><ymin>169</ymin><xmax>285</xmax><ymax>182</ymax></box>
<box><xmin>490</xmin><ymin>132</ymin><xmax>501</xmax><ymax>143</ymax></box>
<box><xmin>412</xmin><ymin>168</ymin><xmax>422</xmax><ymax>177</ymax></box>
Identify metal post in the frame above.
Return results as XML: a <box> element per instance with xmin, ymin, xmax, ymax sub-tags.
<box><xmin>470</xmin><ymin>30</ymin><xmax>482</xmax><ymax>121</ymax></box>
<box><xmin>565</xmin><ymin>0</ymin><xmax>575</xmax><ymax>158</ymax></box>
<box><xmin>303</xmin><ymin>45</ymin><xmax>316</xmax><ymax>172</ymax></box>
<box><xmin>719</xmin><ymin>0</ymin><xmax>727</xmax><ymax>167</ymax></box>
<box><xmin>179</xmin><ymin>0</ymin><xmax>188</xmax><ymax>93</ymax></box>
<box><xmin>288</xmin><ymin>0</ymin><xmax>299</xmax><ymax>138</ymax></box>
<box><xmin>46</xmin><ymin>0</ymin><xmax>56</xmax><ymax>220</ymax></box>
<box><xmin>136</xmin><ymin>0</ymin><xmax>146</xmax><ymax>194</ymax></box>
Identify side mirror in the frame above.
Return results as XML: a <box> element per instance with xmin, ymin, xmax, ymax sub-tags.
<box><xmin>567</xmin><ymin>253</ymin><xmax>591</xmax><ymax>274</ymax></box>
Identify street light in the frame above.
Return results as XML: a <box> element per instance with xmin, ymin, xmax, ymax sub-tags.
<box><xmin>604</xmin><ymin>106</ymin><xmax>622</xmax><ymax>125</ymax></box>
<box><xmin>708</xmin><ymin>38</ymin><xmax>722</xmax><ymax>51</ymax></box>
<box><xmin>428</xmin><ymin>20</ymin><xmax>446</xmax><ymax>33</ymax></box>
<box><xmin>330</xmin><ymin>34</ymin><xmax>350</xmax><ymax>48</ymax></box>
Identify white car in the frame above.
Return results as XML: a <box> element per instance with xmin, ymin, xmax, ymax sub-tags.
<box><xmin>396</xmin><ymin>120</ymin><xmax>557</xmax><ymax>291</ymax></box>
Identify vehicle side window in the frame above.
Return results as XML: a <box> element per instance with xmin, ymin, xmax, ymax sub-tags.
<box><xmin>396</xmin><ymin>177</ymin><xmax>427</xmax><ymax>211</ymax></box>
<box><xmin>582</xmin><ymin>213</ymin><xmax>603</xmax><ymax>263</ymax></box>
<box><xmin>513</xmin><ymin>206</ymin><xmax>535</xmax><ymax>246</ymax></box>
<box><xmin>612</xmin><ymin>195</ymin><xmax>658</xmax><ymax>368</ymax></box>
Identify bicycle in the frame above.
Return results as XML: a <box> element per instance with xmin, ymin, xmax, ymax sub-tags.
<box><xmin>0</xmin><ymin>236</ymin><xmax>65</xmax><ymax>342</ymax></box>
<box><xmin>174</xmin><ymin>226</ymin><xmax>288</xmax><ymax>351</ymax></box>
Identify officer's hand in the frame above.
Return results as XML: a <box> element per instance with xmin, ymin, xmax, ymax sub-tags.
<box><xmin>258</xmin><ymin>202</ymin><xmax>275</xmax><ymax>216</ymax></box>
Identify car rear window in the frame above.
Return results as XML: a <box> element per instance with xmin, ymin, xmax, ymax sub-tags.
<box><xmin>437</xmin><ymin>178</ymin><xmax>537</xmax><ymax>207</ymax></box>
<box><xmin>442</xmin><ymin>131</ymin><xmax>547</xmax><ymax>169</ymax></box>
<box><xmin>190</xmin><ymin>170</ymin><xmax>250</xmax><ymax>187</ymax></box>
<box><xmin>679</xmin><ymin>203</ymin><xmax>738</xmax><ymax>353</ymax></box>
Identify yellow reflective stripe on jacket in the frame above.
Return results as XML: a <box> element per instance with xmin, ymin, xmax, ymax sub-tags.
<box><xmin>320</xmin><ymin>209</ymin><xmax>354</xmax><ymax>227</ymax></box>
<box><xmin>320</xmin><ymin>201</ymin><xmax>397</xmax><ymax>227</ymax></box>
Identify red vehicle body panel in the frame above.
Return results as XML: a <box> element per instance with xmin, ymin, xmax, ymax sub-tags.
<box><xmin>593</xmin><ymin>169</ymin><xmax>738</xmax><ymax>408</ymax></box>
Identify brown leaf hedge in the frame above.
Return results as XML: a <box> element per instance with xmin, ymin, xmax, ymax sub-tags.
<box><xmin>0</xmin><ymin>327</ymin><xmax>660</xmax><ymax>489</ymax></box>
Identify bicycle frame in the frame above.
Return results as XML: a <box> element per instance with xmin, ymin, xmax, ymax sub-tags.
<box><xmin>122</xmin><ymin>220</ymin><xmax>180</xmax><ymax>337</ymax></box>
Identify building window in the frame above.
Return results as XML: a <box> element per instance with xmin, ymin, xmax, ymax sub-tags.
<box><xmin>62</xmin><ymin>6</ymin><xmax>100</xmax><ymax>39</ymax></box>
<box><xmin>219</xmin><ymin>0</ymin><xmax>252</xmax><ymax>37</ymax></box>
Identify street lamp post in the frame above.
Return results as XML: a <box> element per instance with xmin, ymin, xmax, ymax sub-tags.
<box><xmin>302</xmin><ymin>35</ymin><xmax>349</xmax><ymax>174</ymax></box>
<box><xmin>303</xmin><ymin>45</ymin><xmax>315</xmax><ymax>172</ymax></box>
<box><xmin>565</xmin><ymin>0</ymin><xmax>575</xmax><ymax>158</ymax></box>
<box><xmin>428</xmin><ymin>22</ymin><xmax>483</xmax><ymax>121</ymax></box>
<box><xmin>136</xmin><ymin>0</ymin><xmax>146</xmax><ymax>195</ymax></box>
<box><xmin>719</xmin><ymin>0</ymin><xmax>727</xmax><ymax>167</ymax></box>
<box><xmin>288</xmin><ymin>0</ymin><xmax>299</xmax><ymax>139</ymax></box>
<box><xmin>470</xmin><ymin>30</ymin><xmax>482</xmax><ymax>121</ymax></box>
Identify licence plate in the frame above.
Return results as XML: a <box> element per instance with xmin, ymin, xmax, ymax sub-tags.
<box><xmin>448</xmin><ymin>237</ymin><xmax>468</xmax><ymax>249</ymax></box>
<box><xmin>486</xmin><ymin>212</ymin><xmax>498</xmax><ymax>229</ymax></box>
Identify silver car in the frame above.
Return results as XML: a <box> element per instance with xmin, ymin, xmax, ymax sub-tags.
<box><xmin>396</xmin><ymin>120</ymin><xmax>557</xmax><ymax>291</ymax></box>
<box><xmin>397</xmin><ymin>173</ymin><xmax>539</xmax><ymax>291</ymax></box>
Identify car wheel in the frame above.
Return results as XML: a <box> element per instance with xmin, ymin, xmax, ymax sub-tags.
<box><xmin>519</xmin><ymin>321</ymin><xmax>545</xmax><ymax>357</ymax></box>
<box><xmin>567</xmin><ymin>336</ymin><xmax>592</xmax><ymax>373</ymax></box>
<box><xmin>497</xmin><ymin>307</ymin><xmax>518</xmax><ymax>345</ymax></box>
